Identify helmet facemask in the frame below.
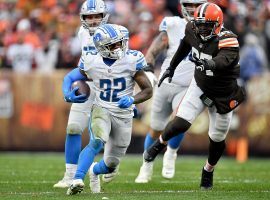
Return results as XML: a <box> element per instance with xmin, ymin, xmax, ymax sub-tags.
<box><xmin>180</xmin><ymin>0</ymin><xmax>207</xmax><ymax>21</ymax></box>
<box><xmin>194</xmin><ymin>19</ymin><xmax>219</xmax><ymax>41</ymax></box>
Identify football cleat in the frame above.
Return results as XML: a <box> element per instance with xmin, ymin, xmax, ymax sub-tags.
<box><xmin>143</xmin><ymin>139</ymin><xmax>167</xmax><ymax>162</ymax></box>
<box><xmin>162</xmin><ymin>150</ymin><xmax>177</xmax><ymax>179</ymax></box>
<box><xmin>53</xmin><ymin>172</ymin><xmax>74</xmax><ymax>188</ymax></box>
<box><xmin>135</xmin><ymin>161</ymin><xmax>153</xmax><ymax>183</ymax></box>
<box><xmin>102</xmin><ymin>166</ymin><xmax>119</xmax><ymax>183</ymax></box>
<box><xmin>200</xmin><ymin>168</ymin><xmax>214</xmax><ymax>190</ymax></box>
<box><xmin>66</xmin><ymin>179</ymin><xmax>84</xmax><ymax>195</ymax></box>
<box><xmin>89</xmin><ymin>162</ymin><xmax>101</xmax><ymax>193</ymax></box>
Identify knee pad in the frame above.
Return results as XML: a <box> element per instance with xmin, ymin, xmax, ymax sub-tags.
<box><xmin>66</xmin><ymin>123</ymin><xmax>83</xmax><ymax>135</ymax></box>
<box><xmin>209</xmin><ymin>132</ymin><xmax>227</xmax><ymax>142</ymax></box>
<box><xmin>104</xmin><ymin>156</ymin><xmax>120</xmax><ymax>170</ymax></box>
<box><xmin>89</xmin><ymin>138</ymin><xmax>104</xmax><ymax>155</ymax></box>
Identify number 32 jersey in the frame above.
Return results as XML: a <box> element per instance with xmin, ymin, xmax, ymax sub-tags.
<box><xmin>79</xmin><ymin>50</ymin><xmax>147</xmax><ymax>118</ymax></box>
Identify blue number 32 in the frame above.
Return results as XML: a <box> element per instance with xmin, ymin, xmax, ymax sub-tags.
<box><xmin>100</xmin><ymin>78</ymin><xmax>126</xmax><ymax>102</ymax></box>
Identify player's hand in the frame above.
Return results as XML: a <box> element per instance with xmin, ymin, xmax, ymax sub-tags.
<box><xmin>64</xmin><ymin>87</ymin><xmax>88</xmax><ymax>103</ymax></box>
<box><xmin>118</xmin><ymin>96</ymin><xmax>134</xmax><ymax>108</ymax></box>
<box><xmin>158</xmin><ymin>68</ymin><xmax>174</xmax><ymax>87</ymax></box>
<box><xmin>145</xmin><ymin>71</ymin><xmax>157</xmax><ymax>87</ymax></box>
<box><xmin>190</xmin><ymin>54</ymin><xmax>216</xmax><ymax>71</ymax></box>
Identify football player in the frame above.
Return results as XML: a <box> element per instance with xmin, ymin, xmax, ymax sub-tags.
<box><xmin>53</xmin><ymin>0</ymin><xmax>109</xmax><ymax>188</ymax></box>
<box><xmin>135</xmin><ymin>0</ymin><xmax>207</xmax><ymax>183</ymax></box>
<box><xmin>63</xmin><ymin>24</ymin><xmax>152</xmax><ymax>195</ymax></box>
<box><xmin>144</xmin><ymin>3</ymin><xmax>246</xmax><ymax>189</ymax></box>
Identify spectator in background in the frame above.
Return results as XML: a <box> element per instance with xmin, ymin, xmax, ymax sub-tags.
<box><xmin>239</xmin><ymin>33</ymin><xmax>268</xmax><ymax>84</ymax></box>
<box><xmin>6</xmin><ymin>19</ymin><xmax>36</xmax><ymax>73</ymax></box>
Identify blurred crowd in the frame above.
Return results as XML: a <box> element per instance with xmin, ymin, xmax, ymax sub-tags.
<box><xmin>0</xmin><ymin>0</ymin><xmax>269</xmax><ymax>81</ymax></box>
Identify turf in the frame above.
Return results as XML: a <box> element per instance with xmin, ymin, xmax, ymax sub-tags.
<box><xmin>0</xmin><ymin>153</ymin><xmax>269</xmax><ymax>200</ymax></box>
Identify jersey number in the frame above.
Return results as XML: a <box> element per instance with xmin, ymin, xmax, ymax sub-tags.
<box><xmin>100</xmin><ymin>78</ymin><xmax>126</xmax><ymax>102</ymax></box>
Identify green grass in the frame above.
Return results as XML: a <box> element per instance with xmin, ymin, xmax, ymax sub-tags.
<box><xmin>0</xmin><ymin>153</ymin><xmax>269</xmax><ymax>200</ymax></box>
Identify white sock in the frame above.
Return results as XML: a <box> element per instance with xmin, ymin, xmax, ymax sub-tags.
<box><xmin>166</xmin><ymin>145</ymin><xmax>178</xmax><ymax>156</ymax></box>
<box><xmin>66</xmin><ymin>164</ymin><xmax>78</xmax><ymax>175</ymax></box>
<box><xmin>203</xmin><ymin>161</ymin><xmax>214</xmax><ymax>172</ymax></box>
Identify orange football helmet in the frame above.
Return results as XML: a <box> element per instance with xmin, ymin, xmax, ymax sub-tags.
<box><xmin>194</xmin><ymin>3</ymin><xmax>223</xmax><ymax>41</ymax></box>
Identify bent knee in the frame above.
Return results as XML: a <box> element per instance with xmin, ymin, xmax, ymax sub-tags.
<box><xmin>66</xmin><ymin>123</ymin><xmax>83</xmax><ymax>135</ymax></box>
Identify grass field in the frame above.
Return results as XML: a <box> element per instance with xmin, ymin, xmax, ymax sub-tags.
<box><xmin>0</xmin><ymin>153</ymin><xmax>269</xmax><ymax>200</ymax></box>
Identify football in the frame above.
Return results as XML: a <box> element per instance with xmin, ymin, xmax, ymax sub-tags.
<box><xmin>71</xmin><ymin>80</ymin><xmax>90</xmax><ymax>97</ymax></box>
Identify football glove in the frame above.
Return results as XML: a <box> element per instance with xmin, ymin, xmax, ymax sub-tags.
<box><xmin>190</xmin><ymin>55</ymin><xmax>216</xmax><ymax>71</ymax></box>
<box><xmin>118</xmin><ymin>96</ymin><xmax>134</xmax><ymax>108</ymax></box>
<box><xmin>64</xmin><ymin>86</ymin><xmax>88</xmax><ymax>103</ymax></box>
<box><xmin>158</xmin><ymin>68</ymin><xmax>175</xmax><ymax>87</ymax></box>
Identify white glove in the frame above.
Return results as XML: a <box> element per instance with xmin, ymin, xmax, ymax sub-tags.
<box><xmin>145</xmin><ymin>71</ymin><xmax>157</xmax><ymax>87</ymax></box>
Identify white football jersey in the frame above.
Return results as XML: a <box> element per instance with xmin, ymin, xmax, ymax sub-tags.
<box><xmin>159</xmin><ymin>16</ymin><xmax>195</xmax><ymax>86</ymax></box>
<box><xmin>79</xmin><ymin>49</ymin><xmax>147</xmax><ymax>118</ymax></box>
<box><xmin>77</xmin><ymin>26</ymin><xmax>96</xmax><ymax>53</ymax></box>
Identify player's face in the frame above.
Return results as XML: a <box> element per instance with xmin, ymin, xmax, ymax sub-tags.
<box><xmin>83</xmin><ymin>13</ymin><xmax>103</xmax><ymax>27</ymax></box>
<box><xmin>183</xmin><ymin>3</ymin><xmax>201</xmax><ymax>18</ymax></box>
<box><xmin>195</xmin><ymin>21</ymin><xmax>216</xmax><ymax>38</ymax></box>
<box><xmin>108</xmin><ymin>41</ymin><xmax>122</xmax><ymax>51</ymax></box>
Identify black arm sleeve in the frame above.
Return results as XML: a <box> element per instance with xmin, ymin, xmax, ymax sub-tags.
<box><xmin>169</xmin><ymin>37</ymin><xmax>192</xmax><ymax>70</ymax></box>
<box><xmin>212</xmin><ymin>48</ymin><xmax>239</xmax><ymax>70</ymax></box>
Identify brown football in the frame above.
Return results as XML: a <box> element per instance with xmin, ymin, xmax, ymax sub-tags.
<box><xmin>71</xmin><ymin>80</ymin><xmax>90</xmax><ymax>97</ymax></box>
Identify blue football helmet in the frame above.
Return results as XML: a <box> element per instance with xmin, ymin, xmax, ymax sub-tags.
<box><xmin>93</xmin><ymin>24</ymin><xmax>129</xmax><ymax>59</ymax></box>
<box><xmin>80</xmin><ymin>0</ymin><xmax>109</xmax><ymax>34</ymax></box>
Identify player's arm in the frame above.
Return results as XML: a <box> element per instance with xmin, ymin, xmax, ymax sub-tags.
<box><xmin>145</xmin><ymin>31</ymin><xmax>168</xmax><ymax>68</ymax></box>
<box><xmin>62</xmin><ymin>67</ymin><xmax>88</xmax><ymax>103</ymax></box>
<box><xmin>133</xmin><ymin>70</ymin><xmax>153</xmax><ymax>104</ymax></box>
<box><xmin>117</xmin><ymin>70</ymin><xmax>152</xmax><ymax>109</ymax></box>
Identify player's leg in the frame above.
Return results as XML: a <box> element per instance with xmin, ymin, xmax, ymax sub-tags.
<box><xmin>162</xmin><ymin>87</ymin><xmax>187</xmax><ymax>179</ymax></box>
<box><xmin>200</xmin><ymin>108</ymin><xmax>233</xmax><ymax>190</ymax></box>
<box><xmin>135</xmin><ymin>83</ymin><xmax>172</xmax><ymax>183</ymax></box>
<box><xmin>144</xmin><ymin>79</ymin><xmax>205</xmax><ymax>162</ymax></box>
<box><xmin>67</xmin><ymin>105</ymin><xmax>110</xmax><ymax>195</ymax></box>
<box><xmin>54</xmin><ymin>104</ymin><xmax>90</xmax><ymax>188</ymax></box>
<box><xmin>92</xmin><ymin>116</ymin><xmax>132</xmax><ymax>191</ymax></box>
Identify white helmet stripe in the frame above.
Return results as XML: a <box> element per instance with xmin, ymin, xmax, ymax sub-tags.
<box><xmin>199</xmin><ymin>3</ymin><xmax>209</xmax><ymax>18</ymax></box>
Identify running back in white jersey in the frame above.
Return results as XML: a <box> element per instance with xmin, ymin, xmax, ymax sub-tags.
<box><xmin>79</xmin><ymin>49</ymin><xmax>147</xmax><ymax>118</ymax></box>
<box><xmin>159</xmin><ymin>17</ymin><xmax>195</xmax><ymax>86</ymax></box>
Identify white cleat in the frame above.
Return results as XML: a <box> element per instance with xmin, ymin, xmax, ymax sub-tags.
<box><xmin>162</xmin><ymin>150</ymin><xmax>177</xmax><ymax>179</ymax></box>
<box><xmin>89</xmin><ymin>162</ymin><xmax>101</xmax><ymax>193</ymax></box>
<box><xmin>66</xmin><ymin>179</ymin><xmax>84</xmax><ymax>195</ymax></box>
<box><xmin>53</xmin><ymin>172</ymin><xmax>74</xmax><ymax>188</ymax></box>
<box><xmin>102</xmin><ymin>166</ymin><xmax>119</xmax><ymax>183</ymax></box>
<box><xmin>135</xmin><ymin>161</ymin><xmax>153</xmax><ymax>183</ymax></box>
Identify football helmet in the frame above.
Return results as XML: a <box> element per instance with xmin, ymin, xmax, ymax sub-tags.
<box><xmin>93</xmin><ymin>24</ymin><xmax>129</xmax><ymax>59</ymax></box>
<box><xmin>80</xmin><ymin>0</ymin><xmax>109</xmax><ymax>34</ymax></box>
<box><xmin>194</xmin><ymin>3</ymin><xmax>223</xmax><ymax>41</ymax></box>
<box><xmin>180</xmin><ymin>0</ymin><xmax>207</xmax><ymax>21</ymax></box>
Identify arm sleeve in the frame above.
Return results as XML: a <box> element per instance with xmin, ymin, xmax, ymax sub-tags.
<box><xmin>62</xmin><ymin>68</ymin><xmax>88</xmax><ymax>94</ymax></box>
<box><xmin>212</xmin><ymin>48</ymin><xmax>239</xmax><ymax>70</ymax></box>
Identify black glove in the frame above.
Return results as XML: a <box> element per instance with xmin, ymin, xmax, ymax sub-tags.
<box><xmin>158</xmin><ymin>68</ymin><xmax>175</xmax><ymax>87</ymax></box>
<box><xmin>190</xmin><ymin>54</ymin><xmax>216</xmax><ymax>71</ymax></box>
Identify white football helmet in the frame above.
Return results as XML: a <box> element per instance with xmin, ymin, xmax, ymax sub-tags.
<box><xmin>180</xmin><ymin>0</ymin><xmax>207</xmax><ymax>21</ymax></box>
<box><xmin>80</xmin><ymin>0</ymin><xmax>109</xmax><ymax>34</ymax></box>
<box><xmin>93</xmin><ymin>24</ymin><xmax>129</xmax><ymax>59</ymax></box>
